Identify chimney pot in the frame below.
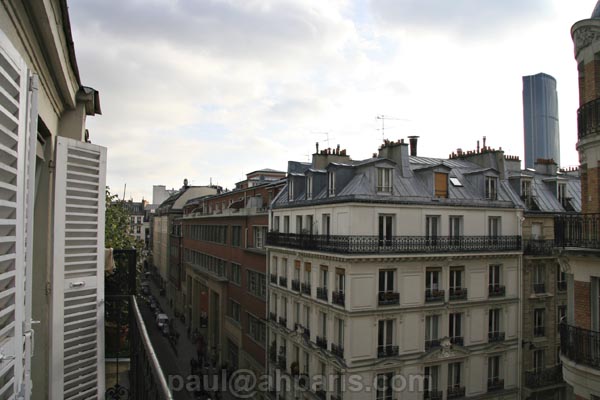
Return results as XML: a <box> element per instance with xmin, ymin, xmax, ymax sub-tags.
<box><xmin>408</xmin><ymin>136</ymin><xmax>419</xmax><ymax>157</ymax></box>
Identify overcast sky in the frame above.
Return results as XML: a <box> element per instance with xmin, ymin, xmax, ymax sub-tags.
<box><xmin>69</xmin><ymin>0</ymin><xmax>597</xmax><ymax>202</ymax></box>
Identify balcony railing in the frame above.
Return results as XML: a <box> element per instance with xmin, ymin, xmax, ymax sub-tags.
<box><xmin>278</xmin><ymin>317</ymin><xmax>287</xmax><ymax>329</ymax></box>
<box><xmin>301</xmin><ymin>283</ymin><xmax>311</xmax><ymax>295</ymax></box>
<box><xmin>487</xmin><ymin>378</ymin><xmax>504</xmax><ymax>392</ymax></box>
<box><xmin>316</xmin><ymin>336</ymin><xmax>328</xmax><ymax>350</ymax></box>
<box><xmin>447</xmin><ymin>386</ymin><xmax>466</xmax><ymax>399</ymax></box>
<box><xmin>560</xmin><ymin>323</ymin><xmax>600</xmax><ymax>369</ymax></box>
<box><xmin>449</xmin><ymin>287</ymin><xmax>467</xmax><ymax>301</ymax></box>
<box><xmin>488</xmin><ymin>331</ymin><xmax>505</xmax><ymax>342</ymax></box>
<box><xmin>534</xmin><ymin>326</ymin><xmax>545</xmax><ymax>337</ymax></box>
<box><xmin>554</xmin><ymin>214</ymin><xmax>600</xmax><ymax>249</ymax></box>
<box><xmin>524</xmin><ymin>365</ymin><xmax>563</xmax><ymax>388</ymax></box>
<box><xmin>578</xmin><ymin>98</ymin><xmax>600</xmax><ymax>139</ymax></box>
<box><xmin>425</xmin><ymin>289</ymin><xmax>445</xmax><ymax>302</ymax></box>
<box><xmin>317</xmin><ymin>287</ymin><xmax>328</xmax><ymax>301</ymax></box>
<box><xmin>315</xmin><ymin>389</ymin><xmax>327</xmax><ymax>400</ymax></box>
<box><xmin>266</xmin><ymin>232</ymin><xmax>522</xmax><ymax>254</ymax></box>
<box><xmin>489</xmin><ymin>285</ymin><xmax>505</xmax><ymax>297</ymax></box>
<box><xmin>291</xmin><ymin>279</ymin><xmax>300</xmax><ymax>291</ymax></box>
<box><xmin>424</xmin><ymin>390</ymin><xmax>443</xmax><ymax>400</ymax></box>
<box><xmin>425</xmin><ymin>339</ymin><xmax>441</xmax><ymax>350</ymax></box>
<box><xmin>378</xmin><ymin>291</ymin><xmax>400</xmax><ymax>305</ymax></box>
<box><xmin>277</xmin><ymin>355</ymin><xmax>287</xmax><ymax>371</ymax></box>
<box><xmin>331</xmin><ymin>343</ymin><xmax>344</xmax><ymax>358</ymax></box>
<box><xmin>279</xmin><ymin>276</ymin><xmax>288</xmax><ymax>287</ymax></box>
<box><xmin>302</xmin><ymin>327</ymin><xmax>311</xmax><ymax>341</ymax></box>
<box><xmin>450</xmin><ymin>336</ymin><xmax>464</xmax><ymax>346</ymax></box>
<box><xmin>270</xmin><ymin>273</ymin><xmax>277</xmax><ymax>284</ymax></box>
<box><xmin>533</xmin><ymin>283</ymin><xmax>546</xmax><ymax>294</ymax></box>
<box><xmin>332</xmin><ymin>290</ymin><xmax>345</xmax><ymax>307</ymax></box>
<box><xmin>269</xmin><ymin>312</ymin><xmax>277</xmax><ymax>322</ymax></box>
<box><xmin>557</xmin><ymin>281</ymin><xmax>567</xmax><ymax>292</ymax></box>
<box><xmin>377</xmin><ymin>344</ymin><xmax>399</xmax><ymax>358</ymax></box>
<box><xmin>523</xmin><ymin>239</ymin><xmax>556</xmax><ymax>256</ymax></box>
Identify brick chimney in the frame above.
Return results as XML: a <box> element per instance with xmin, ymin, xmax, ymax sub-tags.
<box><xmin>378</xmin><ymin>139</ymin><xmax>413</xmax><ymax>177</ymax></box>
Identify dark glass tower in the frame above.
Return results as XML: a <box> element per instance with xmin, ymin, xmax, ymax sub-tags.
<box><xmin>522</xmin><ymin>73</ymin><xmax>560</xmax><ymax>169</ymax></box>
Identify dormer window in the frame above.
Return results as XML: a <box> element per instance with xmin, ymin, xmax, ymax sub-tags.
<box><xmin>288</xmin><ymin>179</ymin><xmax>295</xmax><ymax>201</ymax></box>
<box><xmin>306</xmin><ymin>175</ymin><xmax>313</xmax><ymax>199</ymax></box>
<box><xmin>521</xmin><ymin>179</ymin><xmax>532</xmax><ymax>198</ymax></box>
<box><xmin>328</xmin><ymin>171</ymin><xmax>335</xmax><ymax>196</ymax></box>
<box><xmin>485</xmin><ymin>176</ymin><xmax>498</xmax><ymax>200</ymax></box>
<box><xmin>434</xmin><ymin>172</ymin><xmax>448</xmax><ymax>198</ymax></box>
<box><xmin>377</xmin><ymin>168</ymin><xmax>392</xmax><ymax>193</ymax></box>
<box><xmin>558</xmin><ymin>182</ymin><xmax>567</xmax><ymax>207</ymax></box>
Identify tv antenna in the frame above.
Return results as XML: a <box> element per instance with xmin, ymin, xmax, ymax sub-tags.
<box><xmin>312</xmin><ymin>132</ymin><xmax>334</xmax><ymax>148</ymax></box>
<box><xmin>376</xmin><ymin>115</ymin><xmax>410</xmax><ymax>140</ymax></box>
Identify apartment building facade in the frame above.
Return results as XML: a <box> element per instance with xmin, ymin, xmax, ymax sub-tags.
<box><xmin>557</xmin><ymin>3</ymin><xmax>600</xmax><ymax>399</ymax></box>
<box><xmin>511</xmin><ymin>160</ymin><xmax>580</xmax><ymax>400</ymax></box>
<box><xmin>266</xmin><ymin>142</ymin><xmax>523</xmax><ymax>400</ymax></box>
<box><xmin>181</xmin><ymin>170</ymin><xmax>285</xmax><ymax>375</ymax></box>
<box><xmin>0</xmin><ymin>1</ymin><xmax>107</xmax><ymax>399</ymax></box>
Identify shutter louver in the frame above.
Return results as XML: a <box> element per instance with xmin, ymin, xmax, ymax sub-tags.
<box><xmin>0</xmin><ymin>30</ymin><xmax>34</xmax><ymax>400</ymax></box>
<box><xmin>50</xmin><ymin>137</ymin><xmax>106</xmax><ymax>400</ymax></box>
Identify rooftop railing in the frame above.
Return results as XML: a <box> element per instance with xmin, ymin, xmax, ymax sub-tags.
<box><xmin>267</xmin><ymin>232</ymin><xmax>521</xmax><ymax>255</ymax></box>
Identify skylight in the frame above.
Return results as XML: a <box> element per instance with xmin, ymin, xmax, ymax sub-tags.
<box><xmin>449</xmin><ymin>177</ymin><xmax>463</xmax><ymax>187</ymax></box>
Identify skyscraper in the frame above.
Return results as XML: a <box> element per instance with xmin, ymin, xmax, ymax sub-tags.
<box><xmin>522</xmin><ymin>73</ymin><xmax>561</xmax><ymax>169</ymax></box>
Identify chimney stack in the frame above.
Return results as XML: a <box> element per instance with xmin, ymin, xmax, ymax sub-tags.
<box><xmin>408</xmin><ymin>136</ymin><xmax>419</xmax><ymax>157</ymax></box>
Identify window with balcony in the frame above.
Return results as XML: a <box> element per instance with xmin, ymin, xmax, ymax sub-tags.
<box><xmin>283</xmin><ymin>216</ymin><xmax>290</xmax><ymax>233</ymax></box>
<box><xmin>488</xmin><ymin>308</ymin><xmax>504</xmax><ymax>342</ymax></box>
<box><xmin>447</xmin><ymin>362</ymin><xmax>464</xmax><ymax>399</ymax></box>
<box><xmin>424</xmin><ymin>365</ymin><xmax>441</xmax><ymax>399</ymax></box>
<box><xmin>280</xmin><ymin>258</ymin><xmax>288</xmax><ymax>281</ymax></box>
<box><xmin>333</xmin><ymin>268</ymin><xmax>345</xmax><ymax>306</ymax></box>
<box><xmin>485</xmin><ymin>176</ymin><xmax>498</xmax><ymax>200</ymax></box>
<box><xmin>304</xmin><ymin>305</ymin><xmax>311</xmax><ymax>334</ymax></box>
<box><xmin>487</xmin><ymin>355</ymin><xmax>503</xmax><ymax>391</ymax></box>
<box><xmin>322</xmin><ymin>214</ymin><xmax>331</xmax><ymax>237</ymax></box>
<box><xmin>376</xmin><ymin>372</ymin><xmax>394</xmax><ymax>400</ymax></box>
<box><xmin>328</xmin><ymin>171</ymin><xmax>336</xmax><ymax>196</ymax></box>
<box><xmin>533</xmin><ymin>265</ymin><xmax>545</xmax><ymax>294</ymax></box>
<box><xmin>253</xmin><ymin>226</ymin><xmax>267</xmax><ymax>249</ymax></box>
<box><xmin>306</xmin><ymin>215</ymin><xmax>314</xmax><ymax>234</ymax></box>
<box><xmin>426</xmin><ymin>315</ymin><xmax>441</xmax><ymax>350</ymax></box>
<box><xmin>434</xmin><ymin>172</ymin><xmax>448</xmax><ymax>198</ymax></box>
<box><xmin>426</xmin><ymin>215</ymin><xmax>440</xmax><ymax>244</ymax></box>
<box><xmin>296</xmin><ymin>216</ymin><xmax>303</xmax><ymax>234</ymax></box>
<box><xmin>292</xmin><ymin>263</ymin><xmax>301</xmax><ymax>291</ymax></box>
<box><xmin>377</xmin><ymin>167</ymin><xmax>393</xmax><ymax>193</ymax></box>
<box><xmin>317</xmin><ymin>266</ymin><xmax>328</xmax><ymax>301</ymax></box>
<box><xmin>306</xmin><ymin>175</ymin><xmax>313</xmax><ymax>199</ymax></box>
<box><xmin>317</xmin><ymin>312</ymin><xmax>327</xmax><ymax>349</ymax></box>
<box><xmin>449</xmin><ymin>313</ymin><xmax>463</xmax><ymax>346</ymax></box>
<box><xmin>378</xmin><ymin>214</ymin><xmax>393</xmax><ymax>247</ymax></box>
<box><xmin>449</xmin><ymin>267</ymin><xmax>466</xmax><ymax>300</ymax></box>
<box><xmin>294</xmin><ymin>302</ymin><xmax>300</xmax><ymax>329</ymax></box>
<box><xmin>488</xmin><ymin>216</ymin><xmax>501</xmax><ymax>239</ymax></box>
<box><xmin>533</xmin><ymin>349</ymin><xmax>545</xmax><ymax>373</ymax></box>
<box><xmin>377</xmin><ymin>319</ymin><xmax>396</xmax><ymax>357</ymax></box>
<box><xmin>426</xmin><ymin>268</ymin><xmax>443</xmax><ymax>302</ymax></box>
<box><xmin>303</xmin><ymin>263</ymin><xmax>312</xmax><ymax>295</ymax></box>
<box><xmin>378</xmin><ymin>269</ymin><xmax>398</xmax><ymax>305</ymax></box>
<box><xmin>489</xmin><ymin>264</ymin><xmax>504</xmax><ymax>297</ymax></box>
<box><xmin>557</xmin><ymin>269</ymin><xmax>566</xmax><ymax>292</ymax></box>
<box><xmin>534</xmin><ymin>308</ymin><xmax>545</xmax><ymax>337</ymax></box>
<box><xmin>273</xmin><ymin>216</ymin><xmax>280</xmax><ymax>232</ymax></box>
<box><xmin>332</xmin><ymin>317</ymin><xmax>344</xmax><ymax>358</ymax></box>
<box><xmin>449</xmin><ymin>216</ymin><xmax>462</xmax><ymax>245</ymax></box>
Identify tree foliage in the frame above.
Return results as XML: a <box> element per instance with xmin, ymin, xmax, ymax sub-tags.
<box><xmin>105</xmin><ymin>187</ymin><xmax>143</xmax><ymax>252</ymax></box>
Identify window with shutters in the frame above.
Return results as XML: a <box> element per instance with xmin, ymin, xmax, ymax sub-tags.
<box><xmin>434</xmin><ymin>172</ymin><xmax>448</xmax><ymax>198</ymax></box>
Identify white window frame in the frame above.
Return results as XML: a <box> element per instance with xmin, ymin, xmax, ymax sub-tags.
<box><xmin>377</xmin><ymin>167</ymin><xmax>393</xmax><ymax>193</ymax></box>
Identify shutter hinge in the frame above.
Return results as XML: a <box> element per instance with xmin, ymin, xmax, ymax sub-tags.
<box><xmin>28</xmin><ymin>75</ymin><xmax>39</xmax><ymax>92</ymax></box>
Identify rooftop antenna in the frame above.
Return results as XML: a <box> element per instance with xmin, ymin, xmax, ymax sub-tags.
<box><xmin>376</xmin><ymin>115</ymin><xmax>410</xmax><ymax>140</ymax></box>
<box><xmin>123</xmin><ymin>183</ymin><xmax>126</xmax><ymax>201</ymax></box>
<box><xmin>312</xmin><ymin>132</ymin><xmax>334</xmax><ymax>148</ymax></box>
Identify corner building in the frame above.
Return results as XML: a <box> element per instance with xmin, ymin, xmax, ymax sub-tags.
<box><xmin>266</xmin><ymin>142</ymin><xmax>523</xmax><ymax>400</ymax></box>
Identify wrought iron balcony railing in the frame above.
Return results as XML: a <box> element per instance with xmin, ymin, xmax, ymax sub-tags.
<box><xmin>487</xmin><ymin>378</ymin><xmax>504</xmax><ymax>392</ymax></box>
<box><xmin>488</xmin><ymin>331</ymin><xmax>505</xmax><ymax>342</ymax></box>
<box><xmin>449</xmin><ymin>287</ymin><xmax>467</xmax><ymax>301</ymax></box>
<box><xmin>266</xmin><ymin>232</ymin><xmax>522</xmax><ymax>254</ymax></box>
<box><xmin>489</xmin><ymin>285</ymin><xmax>505</xmax><ymax>297</ymax></box>
<box><xmin>331</xmin><ymin>343</ymin><xmax>344</xmax><ymax>358</ymax></box>
<box><xmin>425</xmin><ymin>339</ymin><xmax>441</xmax><ymax>350</ymax></box>
<box><xmin>425</xmin><ymin>289</ymin><xmax>445</xmax><ymax>302</ymax></box>
<box><xmin>560</xmin><ymin>323</ymin><xmax>600</xmax><ymax>369</ymax></box>
<box><xmin>301</xmin><ymin>283</ymin><xmax>311</xmax><ymax>295</ymax></box>
<box><xmin>450</xmin><ymin>336</ymin><xmax>464</xmax><ymax>346</ymax></box>
<box><xmin>424</xmin><ymin>390</ymin><xmax>443</xmax><ymax>400</ymax></box>
<box><xmin>291</xmin><ymin>279</ymin><xmax>300</xmax><ymax>291</ymax></box>
<box><xmin>523</xmin><ymin>239</ymin><xmax>556</xmax><ymax>256</ymax></box>
<box><xmin>554</xmin><ymin>214</ymin><xmax>600</xmax><ymax>249</ymax></box>
<box><xmin>377</xmin><ymin>344</ymin><xmax>399</xmax><ymax>358</ymax></box>
<box><xmin>378</xmin><ymin>291</ymin><xmax>400</xmax><ymax>305</ymax></box>
<box><xmin>557</xmin><ymin>281</ymin><xmax>567</xmax><ymax>292</ymax></box>
<box><xmin>278</xmin><ymin>317</ymin><xmax>287</xmax><ymax>329</ymax></box>
<box><xmin>316</xmin><ymin>287</ymin><xmax>328</xmax><ymax>301</ymax></box>
<box><xmin>447</xmin><ymin>386</ymin><xmax>466</xmax><ymax>399</ymax></box>
<box><xmin>302</xmin><ymin>327</ymin><xmax>311</xmax><ymax>341</ymax></box>
<box><xmin>534</xmin><ymin>326</ymin><xmax>545</xmax><ymax>337</ymax></box>
<box><xmin>269</xmin><ymin>311</ymin><xmax>277</xmax><ymax>321</ymax></box>
<box><xmin>316</xmin><ymin>336</ymin><xmax>328</xmax><ymax>350</ymax></box>
<box><xmin>332</xmin><ymin>290</ymin><xmax>345</xmax><ymax>307</ymax></box>
<box><xmin>533</xmin><ymin>283</ymin><xmax>546</xmax><ymax>294</ymax></box>
<box><xmin>578</xmin><ymin>98</ymin><xmax>600</xmax><ymax>139</ymax></box>
<box><xmin>270</xmin><ymin>273</ymin><xmax>277</xmax><ymax>284</ymax></box>
<box><xmin>524</xmin><ymin>365</ymin><xmax>563</xmax><ymax>388</ymax></box>
<box><xmin>279</xmin><ymin>276</ymin><xmax>288</xmax><ymax>287</ymax></box>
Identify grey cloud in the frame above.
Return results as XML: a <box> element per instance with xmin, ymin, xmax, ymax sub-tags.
<box><xmin>369</xmin><ymin>0</ymin><xmax>553</xmax><ymax>36</ymax></box>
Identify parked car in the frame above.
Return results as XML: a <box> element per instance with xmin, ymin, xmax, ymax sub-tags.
<box><xmin>141</xmin><ymin>281</ymin><xmax>150</xmax><ymax>295</ymax></box>
<box><xmin>156</xmin><ymin>313</ymin><xmax>169</xmax><ymax>329</ymax></box>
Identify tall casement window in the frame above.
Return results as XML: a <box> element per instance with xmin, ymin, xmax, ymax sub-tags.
<box><xmin>328</xmin><ymin>171</ymin><xmax>336</xmax><ymax>196</ymax></box>
<box><xmin>306</xmin><ymin>175</ymin><xmax>313</xmax><ymax>199</ymax></box>
<box><xmin>377</xmin><ymin>167</ymin><xmax>392</xmax><ymax>193</ymax></box>
<box><xmin>488</xmin><ymin>308</ymin><xmax>502</xmax><ymax>341</ymax></box>
<box><xmin>424</xmin><ymin>365</ymin><xmax>440</xmax><ymax>395</ymax></box>
<box><xmin>485</xmin><ymin>176</ymin><xmax>498</xmax><ymax>200</ymax></box>
<box><xmin>449</xmin><ymin>267</ymin><xmax>464</xmax><ymax>298</ymax></box>
<box><xmin>273</xmin><ymin>216</ymin><xmax>280</xmax><ymax>232</ymax></box>
<box><xmin>449</xmin><ymin>216</ymin><xmax>462</xmax><ymax>244</ymax></box>
<box><xmin>378</xmin><ymin>215</ymin><xmax>393</xmax><ymax>247</ymax></box>
<box><xmin>449</xmin><ymin>313</ymin><xmax>462</xmax><ymax>343</ymax></box>
<box><xmin>558</xmin><ymin>182</ymin><xmax>567</xmax><ymax>207</ymax></box>
<box><xmin>306</xmin><ymin>215</ymin><xmax>314</xmax><ymax>234</ymax></box>
<box><xmin>296</xmin><ymin>215</ymin><xmax>303</xmax><ymax>234</ymax></box>
<box><xmin>376</xmin><ymin>372</ymin><xmax>394</xmax><ymax>400</ymax></box>
<box><xmin>488</xmin><ymin>216</ymin><xmax>501</xmax><ymax>239</ymax></box>
<box><xmin>288</xmin><ymin>178</ymin><xmax>295</xmax><ymax>201</ymax></box>
<box><xmin>426</xmin><ymin>215</ymin><xmax>440</xmax><ymax>244</ymax></box>
<box><xmin>489</xmin><ymin>264</ymin><xmax>502</xmax><ymax>294</ymax></box>
<box><xmin>283</xmin><ymin>216</ymin><xmax>290</xmax><ymax>233</ymax></box>
<box><xmin>322</xmin><ymin>214</ymin><xmax>331</xmax><ymax>237</ymax></box>
<box><xmin>448</xmin><ymin>362</ymin><xmax>463</xmax><ymax>392</ymax></box>
<box><xmin>425</xmin><ymin>315</ymin><xmax>440</xmax><ymax>348</ymax></box>
<box><xmin>534</xmin><ymin>308</ymin><xmax>545</xmax><ymax>337</ymax></box>
<box><xmin>378</xmin><ymin>269</ymin><xmax>395</xmax><ymax>295</ymax></box>
<box><xmin>377</xmin><ymin>319</ymin><xmax>395</xmax><ymax>355</ymax></box>
<box><xmin>434</xmin><ymin>172</ymin><xmax>448</xmax><ymax>198</ymax></box>
<box><xmin>521</xmin><ymin>179</ymin><xmax>531</xmax><ymax>198</ymax></box>
<box><xmin>533</xmin><ymin>349</ymin><xmax>545</xmax><ymax>372</ymax></box>
<box><xmin>487</xmin><ymin>355</ymin><xmax>502</xmax><ymax>387</ymax></box>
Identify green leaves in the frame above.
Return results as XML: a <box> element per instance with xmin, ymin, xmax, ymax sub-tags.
<box><xmin>105</xmin><ymin>187</ymin><xmax>143</xmax><ymax>252</ymax></box>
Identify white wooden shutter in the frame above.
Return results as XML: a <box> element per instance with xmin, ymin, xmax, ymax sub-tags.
<box><xmin>50</xmin><ymin>137</ymin><xmax>106</xmax><ymax>399</ymax></box>
<box><xmin>0</xmin><ymin>29</ymin><xmax>36</xmax><ymax>400</ymax></box>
